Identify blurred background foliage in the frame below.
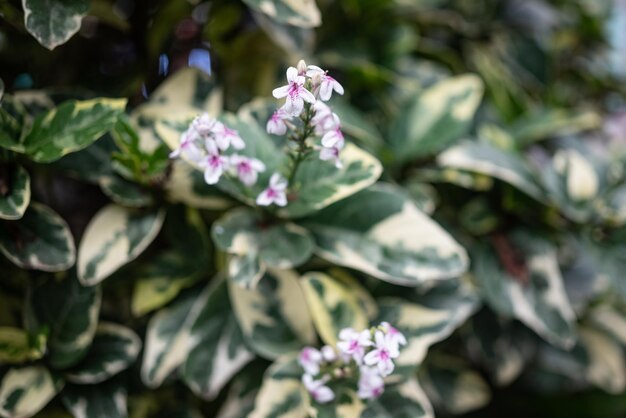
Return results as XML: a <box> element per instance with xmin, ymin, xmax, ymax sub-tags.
<box><xmin>3</xmin><ymin>0</ymin><xmax>626</xmax><ymax>417</ymax></box>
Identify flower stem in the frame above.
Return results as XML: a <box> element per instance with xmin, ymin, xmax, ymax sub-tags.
<box><xmin>287</xmin><ymin>104</ymin><xmax>315</xmax><ymax>189</ymax></box>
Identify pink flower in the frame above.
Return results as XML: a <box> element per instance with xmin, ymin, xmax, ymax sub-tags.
<box><xmin>321</xmin><ymin>127</ymin><xmax>345</xmax><ymax>149</ymax></box>
<box><xmin>266</xmin><ymin>110</ymin><xmax>292</xmax><ymax>135</ymax></box>
<box><xmin>213</xmin><ymin>122</ymin><xmax>245</xmax><ymax>150</ymax></box>
<box><xmin>312</xmin><ymin>102</ymin><xmax>340</xmax><ymax>135</ymax></box>
<box><xmin>272</xmin><ymin>67</ymin><xmax>316</xmax><ymax>116</ymax></box>
<box><xmin>357</xmin><ymin>366</ymin><xmax>385</xmax><ymax>400</ymax></box>
<box><xmin>319</xmin><ymin>145</ymin><xmax>343</xmax><ymax>169</ymax></box>
<box><xmin>380</xmin><ymin>322</ymin><xmax>407</xmax><ymax>351</ymax></box>
<box><xmin>256</xmin><ymin>173</ymin><xmax>288</xmax><ymax>207</ymax></box>
<box><xmin>299</xmin><ymin>347</ymin><xmax>323</xmax><ymax>376</ymax></box>
<box><xmin>321</xmin><ymin>345</ymin><xmax>337</xmax><ymax>362</ymax></box>
<box><xmin>307</xmin><ymin>65</ymin><xmax>344</xmax><ymax>101</ymax></box>
<box><xmin>191</xmin><ymin>113</ymin><xmax>218</xmax><ymax>136</ymax></box>
<box><xmin>302</xmin><ymin>374</ymin><xmax>335</xmax><ymax>404</ymax></box>
<box><xmin>199</xmin><ymin>140</ymin><xmax>229</xmax><ymax>185</ymax></box>
<box><xmin>169</xmin><ymin>129</ymin><xmax>202</xmax><ymax>161</ymax></box>
<box><xmin>363</xmin><ymin>331</ymin><xmax>399</xmax><ymax>377</ymax></box>
<box><xmin>337</xmin><ymin>328</ymin><xmax>373</xmax><ymax>365</ymax></box>
<box><xmin>229</xmin><ymin>155</ymin><xmax>265</xmax><ymax>186</ymax></box>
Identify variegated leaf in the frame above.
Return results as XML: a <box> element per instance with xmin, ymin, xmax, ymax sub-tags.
<box><xmin>62</xmin><ymin>379</ymin><xmax>127</xmax><ymax>418</ymax></box>
<box><xmin>140</xmin><ymin>286</ymin><xmax>210</xmax><ymax>388</ymax></box>
<box><xmin>27</xmin><ymin>275</ymin><xmax>102</xmax><ymax>369</ymax></box>
<box><xmin>22</xmin><ymin>0</ymin><xmax>89</xmax><ymax>50</ymax></box>
<box><xmin>303</xmin><ymin>183</ymin><xmax>469</xmax><ymax>286</ymax></box>
<box><xmin>242</xmin><ymin>0</ymin><xmax>321</xmax><ymax>28</ymax></box>
<box><xmin>415</xmin><ymin>167</ymin><xmax>494</xmax><ymax>191</ymax></box>
<box><xmin>437</xmin><ymin>141</ymin><xmax>544</xmax><ymax>200</ymax></box>
<box><xmin>0</xmin><ymin>165</ymin><xmax>30</xmax><ymax>220</ymax></box>
<box><xmin>216</xmin><ymin>365</ymin><xmax>265</xmax><ymax>418</ymax></box>
<box><xmin>377</xmin><ymin>280</ymin><xmax>480</xmax><ymax>375</ymax></box>
<box><xmin>0</xmin><ymin>327</ymin><xmax>45</xmax><ymax>364</ymax></box>
<box><xmin>510</xmin><ymin>108</ymin><xmax>601</xmax><ymax>146</ymax></box>
<box><xmin>472</xmin><ymin>230</ymin><xmax>576</xmax><ymax>348</ymax></box>
<box><xmin>77</xmin><ymin>204</ymin><xmax>165</xmax><ymax>286</ymax></box>
<box><xmin>0</xmin><ymin>366</ymin><xmax>63</xmax><ymax>418</ymax></box>
<box><xmin>99</xmin><ymin>175</ymin><xmax>154</xmax><ymax>208</ymax></box>
<box><xmin>227</xmin><ymin>253</ymin><xmax>266</xmax><ymax>289</ymax></box>
<box><xmin>182</xmin><ymin>279</ymin><xmax>254</xmax><ymax>400</ymax></box>
<box><xmin>66</xmin><ymin>323</ymin><xmax>141</xmax><ymax>385</ymax></box>
<box><xmin>229</xmin><ymin>269</ymin><xmax>316</xmax><ymax>359</ymax></box>
<box><xmin>589</xmin><ymin>304</ymin><xmax>626</xmax><ymax>347</ymax></box>
<box><xmin>361</xmin><ymin>378</ymin><xmax>434</xmax><ymax>418</ymax></box>
<box><xmin>0</xmin><ymin>203</ymin><xmax>75</xmax><ymax>272</ymax></box>
<box><xmin>300</xmin><ymin>272</ymin><xmax>369</xmax><ymax>346</ymax></box>
<box><xmin>419</xmin><ymin>354</ymin><xmax>491</xmax><ymax>415</ymax></box>
<box><xmin>22</xmin><ymin>98</ymin><xmax>127</xmax><ymax>163</ymax></box>
<box><xmin>390</xmin><ymin>74</ymin><xmax>484</xmax><ymax>162</ymax></box>
<box><xmin>165</xmin><ymin>160</ymin><xmax>232</xmax><ymax>210</ymax></box>
<box><xmin>330</xmin><ymin>99</ymin><xmax>385</xmax><ymax>154</ymax></box>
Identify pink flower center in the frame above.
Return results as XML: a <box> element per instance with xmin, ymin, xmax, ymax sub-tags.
<box><xmin>266</xmin><ymin>188</ymin><xmax>278</xmax><ymax>198</ymax></box>
<box><xmin>379</xmin><ymin>350</ymin><xmax>390</xmax><ymax>361</ymax></box>
<box><xmin>238</xmin><ymin>161</ymin><xmax>252</xmax><ymax>174</ymax></box>
<box><xmin>349</xmin><ymin>340</ymin><xmax>359</xmax><ymax>351</ymax></box>
<box><xmin>288</xmin><ymin>83</ymin><xmax>300</xmax><ymax>99</ymax></box>
<box><xmin>373</xmin><ymin>387</ymin><xmax>383</xmax><ymax>397</ymax></box>
<box><xmin>208</xmin><ymin>155</ymin><xmax>221</xmax><ymax>168</ymax></box>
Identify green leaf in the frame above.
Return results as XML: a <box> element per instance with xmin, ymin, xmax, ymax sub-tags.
<box><xmin>300</xmin><ymin>271</ymin><xmax>370</xmax><ymax>346</ymax></box>
<box><xmin>330</xmin><ymin>99</ymin><xmax>385</xmax><ymax>153</ymax></box>
<box><xmin>216</xmin><ymin>366</ymin><xmax>265</xmax><ymax>418</ymax></box>
<box><xmin>99</xmin><ymin>175</ymin><xmax>154</xmax><ymax>208</ymax></box>
<box><xmin>303</xmin><ymin>183</ymin><xmax>469</xmax><ymax>286</ymax></box>
<box><xmin>164</xmin><ymin>160</ymin><xmax>232</xmax><ymax>210</ymax></box>
<box><xmin>390</xmin><ymin>74</ymin><xmax>484</xmax><ymax>162</ymax></box>
<box><xmin>0</xmin><ymin>366</ymin><xmax>63</xmax><ymax>418</ymax></box>
<box><xmin>510</xmin><ymin>108</ymin><xmax>601</xmax><ymax>146</ymax></box>
<box><xmin>21</xmin><ymin>98</ymin><xmax>127</xmax><ymax>163</ymax></box>
<box><xmin>242</xmin><ymin>0</ymin><xmax>321</xmax><ymax>28</ymax></box>
<box><xmin>0</xmin><ymin>327</ymin><xmax>45</xmax><ymax>364</ymax></box>
<box><xmin>62</xmin><ymin>379</ymin><xmax>127</xmax><ymax>418</ymax></box>
<box><xmin>281</xmin><ymin>143</ymin><xmax>383</xmax><ymax>218</ymax></box>
<box><xmin>472</xmin><ymin>230</ymin><xmax>576</xmax><ymax>348</ymax></box>
<box><xmin>377</xmin><ymin>280</ymin><xmax>480</xmax><ymax>375</ymax></box>
<box><xmin>27</xmin><ymin>274</ymin><xmax>102</xmax><ymax>370</ymax></box>
<box><xmin>22</xmin><ymin>0</ymin><xmax>89</xmax><ymax>50</ymax></box>
<box><xmin>51</xmin><ymin>136</ymin><xmax>117</xmax><ymax>183</ymax></box>
<box><xmin>0</xmin><ymin>95</ymin><xmax>29</xmax><ymax>154</ymax></box>
<box><xmin>0</xmin><ymin>165</ymin><xmax>30</xmax><ymax>220</ymax></box>
<box><xmin>229</xmin><ymin>269</ymin><xmax>316</xmax><ymax>359</ymax></box>
<box><xmin>0</xmin><ymin>202</ymin><xmax>76</xmax><ymax>272</ymax></box>
<box><xmin>77</xmin><ymin>204</ymin><xmax>165</xmax><ymax>286</ymax></box>
<box><xmin>227</xmin><ymin>253</ymin><xmax>266</xmax><ymax>289</ymax></box>
<box><xmin>66</xmin><ymin>323</ymin><xmax>141</xmax><ymax>384</ymax></box>
<box><xmin>182</xmin><ymin>279</ymin><xmax>254</xmax><ymax>401</ymax></box>
<box><xmin>360</xmin><ymin>378</ymin><xmax>434</xmax><ymax>418</ymax></box>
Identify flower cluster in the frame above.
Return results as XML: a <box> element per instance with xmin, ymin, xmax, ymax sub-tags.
<box><xmin>170</xmin><ymin>113</ymin><xmax>266</xmax><ymax>186</ymax></box>
<box><xmin>267</xmin><ymin>59</ymin><xmax>346</xmax><ymax>169</ymax></box>
<box><xmin>298</xmin><ymin>322</ymin><xmax>407</xmax><ymax>404</ymax></box>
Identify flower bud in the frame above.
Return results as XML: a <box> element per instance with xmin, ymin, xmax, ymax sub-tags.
<box><xmin>311</xmin><ymin>72</ymin><xmax>322</xmax><ymax>87</ymax></box>
<box><xmin>297</xmin><ymin>59</ymin><xmax>307</xmax><ymax>75</ymax></box>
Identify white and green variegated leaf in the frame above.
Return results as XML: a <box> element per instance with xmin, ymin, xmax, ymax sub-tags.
<box><xmin>182</xmin><ymin>279</ymin><xmax>254</xmax><ymax>401</ymax></box>
<box><xmin>62</xmin><ymin>379</ymin><xmax>127</xmax><ymax>418</ymax></box>
<box><xmin>77</xmin><ymin>204</ymin><xmax>165</xmax><ymax>286</ymax></box>
<box><xmin>66</xmin><ymin>323</ymin><xmax>141</xmax><ymax>385</ymax></box>
<box><xmin>0</xmin><ymin>165</ymin><xmax>30</xmax><ymax>220</ymax></box>
<box><xmin>327</xmin><ymin>268</ymin><xmax>378</xmax><ymax>321</ymax></box>
<box><xmin>227</xmin><ymin>253</ymin><xmax>266</xmax><ymax>289</ymax></box>
<box><xmin>419</xmin><ymin>354</ymin><xmax>491</xmax><ymax>415</ymax></box>
<box><xmin>212</xmin><ymin>208</ymin><xmax>314</xmax><ymax>279</ymax></box>
<box><xmin>377</xmin><ymin>280</ymin><xmax>480</xmax><ymax>375</ymax></box>
<box><xmin>242</xmin><ymin>0</ymin><xmax>321</xmax><ymax>28</ymax></box>
<box><xmin>27</xmin><ymin>275</ymin><xmax>102</xmax><ymax>370</ymax></box>
<box><xmin>437</xmin><ymin>141</ymin><xmax>544</xmax><ymax>200</ymax></box>
<box><xmin>229</xmin><ymin>269</ymin><xmax>316</xmax><ymax>359</ymax></box>
<box><xmin>303</xmin><ymin>183</ymin><xmax>469</xmax><ymax>286</ymax></box>
<box><xmin>0</xmin><ymin>203</ymin><xmax>75</xmax><ymax>272</ymax></box>
<box><xmin>21</xmin><ymin>98</ymin><xmax>127</xmax><ymax>163</ymax></box>
<box><xmin>280</xmin><ymin>142</ymin><xmax>383</xmax><ymax>218</ymax></box>
<box><xmin>472</xmin><ymin>230</ymin><xmax>576</xmax><ymax>348</ymax></box>
<box><xmin>216</xmin><ymin>366</ymin><xmax>265</xmax><ymax>418</ymax></box>
<box><xmin>0</xmin><ymin>327</ymin><xmax>45</xmax><ymax>364</ymax></box>
<box><xmin>249</xmin><ymin>356</ymin><xmax>310</xmax><ymax>418</ymax></box>
<box><xmin>510</xmin><ymin>108</ymin><xmax>601</xmax><ymax>146</ymax></box>
<box><xmin>404</xmin><ymin>180</ymin><xmax>438</xmax><ymax>215</ymax></box>
<box><xmin>99</xmin><ymin>175</ymin><xmax>154</xmax><ymax>208</ymax></box>
<box><xmin>361</xmin><ymin>378</ymin><xmax>434</xmax><ymax>418</ymax></box>
<box><xmin>585</xmin><ymin>228</ymin><xmax>626</xmax><ymax>302</ymax></box>
<box><xmin>0</xmin><ymin>366</ymin><xmax>63</xmax><ymax>418</ymax></box>
<box><xmin>140</xmin><ymin>285</ymin><xmax>211</xmax><ymax>388</ymax></box>
<box><xmin>51</xmin><ymin>137</ymin><xmax>117</xmax><ymax>184</ymax></box>
<box><xmin>22</xmin><ymin>0</ymin><xmax>89</xmax><ymax>50</ymax></box>
<box><xmin>415</xmin><ymin>167</ymin><xmax>494</xmax><ymax>191</ymax></box>
<box><xmin>589</xmin><ymin>304</ymin><xmax>626</xmax><ymax>347</ymax></box>
<box><xmin>330</xmin><ymin>99</ymin><xmax>385</xmax><ymax>153</ymax></box>
<box><xmin>0</xmin><ymin>95</ymin><xmax>29</xmax><ymax>153</ymax></box>
<box><xmin>300</xmin><ymin>271</ymin><xmax>369</xmax><ymax>346</ymax></box>
<box><xmin>251</xmin><ymin>11</ymin><xmax>314</xmax><ymax>56</ymax></box>
<box><xmin>165</xmin><ymin>160</ymin><xmax>232</xmax><ymax>210</ymax></box>
<box><xmin>390</xmin><ymin>74</ymin><xmax>484</xmax><ymax>162</ymax></box>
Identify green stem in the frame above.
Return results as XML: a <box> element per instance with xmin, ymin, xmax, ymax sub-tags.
<box><xmin>287</xmin><ymin>104</ymin><xmax>315</xmax><ymax>189</ymax></box>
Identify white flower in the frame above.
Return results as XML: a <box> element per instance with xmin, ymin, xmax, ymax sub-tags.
<box><xmin>319</xmin><ymin>145</ymin><xmax>343</xmax><ymax>168</ymax></box>
<box><xmin>337</xmin><ymin>328</ymin><xmax>373</xmax><ymax>365</ymax></box>
<box><xmin>230</xmin><ymin>155</ymin><xmax>265</xmax><ymax>186</ymax></box>
<box><xmin>299</xmin><ymin>347</ymin><xmax>323</xmax><ymax>376</ymax></box>
<box><xmin>256</xmin><ymin>173</ymin><xmax>288</xmax><ymax>207</ymax></box>
<box><xmin>321</xmin><ymin>345</ymin><xmax>337</xmax><ymax>362</ymax></box>
<box><xmin>380</xmin><ymin>321</ymin><xmax>407</xmax><ymax>352</ymax></box>
<box><xmin>312</xmin><ymin>101</ymin><xmax>340</xmax><ymax>135</ymax></box>
<box><xmin>266</xmin><ymin>110</ymin><xmax>291</xmax><ymax>135</ymax></box>
<box><xmin>307</xmin><ymin>65</ymin><xmax>344</xmax><ymax>101</ymax></box>
<box><xmin>321</xmin><ymin>127</ymin><xmax>345</xmax><ymax>149</ymax></box>
<box><xmin>357</xmin><ymin>366</ymin><xmax>385</xmax><ymax>400</ymax></box>
<box><xmin>191</xmin><ymin>113</ymin><xmax>218</xmax><ymax>136</ymax></box>
<box><xmin>272</xmin><ymin>67</ymin><xmax>316</xmax><ymax>116</ymax></box>
<box><xmin>213</xmin><ymin>122</ymin><xmax>245</xmax><ymax>150</ymax></box>
<box><xmin>199</xmin><ymin>140</ymin><xmax>229</xmax><ymax>185</ymax></box>
<box><xmin>363</xmin><ymin>331</ymin><xmax>399</xmax><ymax>377</ymax></box>
<box><xmin>302</xmin><ymin>374</ymin><xmax>335</xmax><ymax>404</ymax></box>
<box><xmin>169</xmin><ymin>129</ymin><xmax>202</xmax><ymax>161</ymax></box>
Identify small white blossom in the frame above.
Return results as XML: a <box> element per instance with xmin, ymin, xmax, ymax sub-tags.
<box><xmin>380</xmin><ymin>321</ymin><xmax>407</xmax><ymax>352</ymax></box>
<box><xmin>312</xmin><ymin>102</ymin><xmax>340</xmax><ymax>135</ymax></box>
<box><xmin>169</xmin><ymin>129</ymin><xmax>202</xmax><ymax>161</ymax></box>
<box><xmin>266</xmin><ymin>109</ymin><xmax>291</xmax><ymax>135</ymax></box>
<box><xmin>296</xmin><ymin>59</ymin><xmax>308</xmax><ymax>75</ymax></box>
<box><xmin>357</xmin><ymin>366</ymin><xmax>385</xmax><ymax>400</ymax></box>
<box><xmin>299</xmin><ymin>347</ymin><xmax>323</xmax><ymax>376</ymax></box>
<box><xmin>320</xmin><ymin>145</ymin><xmax>343</xmax><ymax>168</ymax></box>
<box><xmin>256</xmin><ymin>173</ymin><xmax>288</xmax><ymax>207</ymax></box>
<box><xmin>321</xmin><ymin>345</ymin><xmax>337</xmax><ymax>362</ymax></box>
<box><xmin>337</xmin><ymin>328</ymin><xmax>373</xmax><ymax>365</ymax></box>
<box><xmin>272</xmin><ymin>67</ymin><xmax>316</xmax><ymax>116</ymax></box>
<box><xmin>200</xmin><ymin>140</ymin><xmax>229</xmax><ymax>185</ymax></box>
<box><xmin>307</xmin><ymin>65</ymin><xmax>344</xmax><ymax>101</ymax></box>
<box><xmin>191</xmin><ymin>113</ymin><xmax>218</xmax><ymax>136</ymax></box>
<box><xmin>321</xmin><ymin>127</ymin><xmax>345</xmax><ymax>149</ymax></box>
<box><xmin>303</xmin><ymin>374</ymin><xmax>335</xmax><ymax>404</ymax></box>
<box><xmin>230</xmin><ymin>155</ymin><xmax>265</xmax><ymax>186</ymax></box>
<box><xmin>363</xmin><ymin>331</ymin><xmax>399</xmax><ymax>377</ymax></box>
<box><xmin>213</xmin><ymin>122</ymin><xmax>245</xmax><ymax>150</ymax></box>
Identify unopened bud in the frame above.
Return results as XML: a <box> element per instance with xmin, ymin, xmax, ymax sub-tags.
<box><xmin>311</xmin><ymin>72</ymin><xmax>322</xmax><ymax>87</ymax></box>
<box><xmin>297</xmin><ymin>59</ymin><xmax>307</xmax><ymax>75</ymax></box>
